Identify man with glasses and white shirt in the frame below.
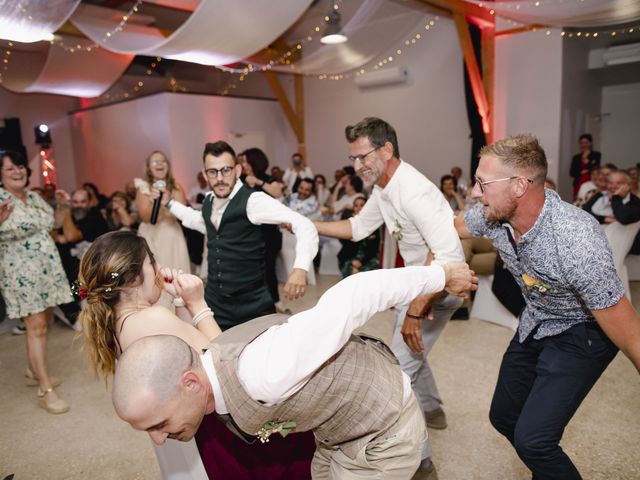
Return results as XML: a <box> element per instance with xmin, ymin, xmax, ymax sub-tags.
<box><xmin>315</xmin><ymin>117</ymin><xmax>465</xmax><ymax>480</ymax></box>
<box><xmin>162</xmin><ymin>141</ymin><xmax>318</xmax><ymax>331</ymax></box>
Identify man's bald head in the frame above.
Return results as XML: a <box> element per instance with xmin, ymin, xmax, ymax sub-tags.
<box><xmin>112</xmin><ymin>335</ymin><xmax>199</xmax><ymax>421</ymax></box>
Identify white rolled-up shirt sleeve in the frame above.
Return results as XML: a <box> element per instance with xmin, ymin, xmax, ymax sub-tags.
<box><xmin>237</xmin><ymin>265</ymin><xmax>446</xmax><ymax>405</ymax></box>
<box><xmin>349</xmin><ymin>191</ymin><xmax>384</xmax><ymax>241</ymax></box>
<box><xmin>246</xmin><ymin>192</ymin><xmax>318</xmax><ymax>271</ymax></box>
<box><xmin>168</xmin><ymin>200</ymin><xmax>207</xmax><ymax>234</ymax></box>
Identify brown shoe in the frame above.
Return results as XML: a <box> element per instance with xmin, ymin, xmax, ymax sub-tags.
<box><xmin>425</xmin><ymin>407</ymin><xmax>447</xmax><ymax>429</ymax></box>
<box><xmin>412</xmin><ymin>460</ymin><xmax>438</xmax><ymax>480</ymax></box>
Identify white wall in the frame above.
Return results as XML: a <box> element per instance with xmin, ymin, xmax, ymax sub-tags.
<box><xmin>69</xmin><ymin>92</ymin><xmax>296</xmax><ymax>194</ymax></box>
<box><xmin>0</xmin><ymin>88</ymin><xmax>79</xmax><ymax>190</ymax></box>
<box><xmin>558</xmin><ymin>36</ymin><xmax>602</xmax><ymax>200</ymax></box>
<box><xmin>303</xmin><ymin>18</ymin><xmax>471</xmax><ymax>183</ymax></box>
<box><xmin>494</xmin><ymin>29</ymin><xmax>564</xmax><ymax>189</ymax></box>
<box><xmin>600</xmin><ymin>83</ymin><xmax>640</xmax><ymax>169</ymax></box>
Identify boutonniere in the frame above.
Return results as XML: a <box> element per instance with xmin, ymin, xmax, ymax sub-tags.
<box><xmin>392</xmin><ymin>219</ymin><xmax>403</xmax><ymax>241</ymax></box>
<box><xmin>256</xmin><ymin>420</ymin><xmax>297</xmax><ymax>443</ymax></box>
<box><xmin>522</xmin><ymin>274</ymin><xmax>551</xmax><ymax>293</ymax></box>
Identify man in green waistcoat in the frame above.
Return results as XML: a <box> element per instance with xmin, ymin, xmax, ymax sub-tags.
<box><xmin>112</xmin><ymin>264</ymin><xmax>477</xmax><ymax>478</ymax></box>
<box><xmin>164</xmin><ymin>141</ymin><xmax>318</xmax><ymax>330</ymax></box>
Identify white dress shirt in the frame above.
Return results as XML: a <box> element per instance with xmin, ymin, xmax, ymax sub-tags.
<box><xmin>591</xmin><ymin>191</ymin><xmax>632</xmax><ymax>217</ymax></box>
<box><xmin>169</xmin><ymin>180</ymin><xmax>318</xmax><ymax>271</ymax></box>
<box><xmin>350</xmin><ymin>161</ymin><xmax>464</xmax><ymax>266</ymax></box>
<box><xmin>201</xmin><ymin>265</ymin><xmax>447</xmax><ymax>413</ymax></box>
<box><xmin>283</xmin><ymin>166</ymin><xmax>314</xmax><ymax>192</ymax></box>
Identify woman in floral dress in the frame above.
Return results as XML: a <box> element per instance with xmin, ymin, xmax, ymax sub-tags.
<box><xmin>0</xmin><ymin>150</ymin><xmax>72</xmax><ymax>414</ymax></box>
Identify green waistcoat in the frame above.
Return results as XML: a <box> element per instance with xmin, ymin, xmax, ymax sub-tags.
<box><xmin>202</xmin><ymin>185</ymin><xmax>274</xmax><ymax>330</ymax></box>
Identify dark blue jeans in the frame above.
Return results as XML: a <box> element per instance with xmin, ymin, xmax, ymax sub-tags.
<box><xmin>489</xmin><ymin>322</ymin><xmax>618</xmax><ymax>480</ymax></box>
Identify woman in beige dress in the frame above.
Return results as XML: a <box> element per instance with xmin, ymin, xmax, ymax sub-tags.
<box><xmin>135</xmin><ymin>151</ymin><xmax>191</xmax><ymax>274</ymax></box>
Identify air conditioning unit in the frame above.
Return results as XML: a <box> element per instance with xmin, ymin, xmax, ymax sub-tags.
<box><xmin>603</xmin><ymin>42</ymin><xmax>640</xmax><ymax>65</ymax></box>
<box><xmin>354</xmin><ymin>66</ymin><xmax>408</xmax><ymax>88</ymax></box>
<box><xmin>590</xmin><ymin>42</ymin><xmax>640</xmax><ymax>68</ymax></box>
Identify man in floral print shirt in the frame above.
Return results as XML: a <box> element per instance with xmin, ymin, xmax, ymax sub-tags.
<box><xmin>456</xmin><ymin>133</ymin><xmax>640</xmax><ymax>479</ymax></box>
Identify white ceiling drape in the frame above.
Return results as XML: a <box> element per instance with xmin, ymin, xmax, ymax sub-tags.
<box><xmin>70</xmin><ymin>0</ymin><xmax>313</xmax><ymax>66</ymax></box>
<box><xmin>1</xmin><ymin>36</ymin><xmax>133</xmax><ymax>97</ymax></box>
<box><xmin>273</xmin><ymin>0</ymin><xmax>433</xmax><ymax>75</ymax></box>
<box><xmin>0</xmin><ymin>0</ymin><xmax>81</xmax><ymax>43</ymax></box>
<box><xmin>466</xmin><ymin>0</ymin><xmax>640</xmax><ymax>28</ymax></box>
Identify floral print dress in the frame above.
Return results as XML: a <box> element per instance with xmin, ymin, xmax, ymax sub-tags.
<box><xmin>0</xmin><ymin>188</ymin><xmax>72</xmax><ymax>318</ymax></box>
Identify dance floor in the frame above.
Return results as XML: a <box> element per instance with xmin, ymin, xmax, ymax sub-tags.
<box><xmin>1</xmin><ymin>275</ymin><xmax>638</xmax><ymax>479</ymax></box>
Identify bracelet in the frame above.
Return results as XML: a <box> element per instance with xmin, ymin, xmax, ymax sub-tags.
<box><xmin>172</xmin><ymin>297</ymin><xmax>185</xmax><ymax>307</ymax></box>
<box><xmin>406</xmin><ymin>312</ymin><xmax>425</xmax><ymax>320</ymax></box>
<box><xmin>191</xmin><ymin>307</ymin><xmax>213</xmax><ymax>326</ymax></box>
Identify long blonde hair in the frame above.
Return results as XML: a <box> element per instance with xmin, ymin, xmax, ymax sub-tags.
<box><xmin>144</xmin><ymin>150</ymin><xmax>177</xmax><ymax>192</ymax></box>
<box><xmin>77</xmin><ymin>231</ymin><xmax>157</xmax><ymax>379</ymax></box>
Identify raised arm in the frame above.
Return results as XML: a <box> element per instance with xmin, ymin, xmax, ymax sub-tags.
<box><xmin>237</xmin><ymin>264</ymin><xmax>476</xmax><ymax>405</ymax></box>
<box><xmin>246</xmin><ymin>192</ymin><xmax>318</xmax><ymax>299</ymax></box>
<box><xmin>167</xmin><ymin>199</ymin><xmax>207</xmax><ymax>234</ymax></box>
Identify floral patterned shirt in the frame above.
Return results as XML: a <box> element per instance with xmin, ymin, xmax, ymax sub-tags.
<box><xmin>465</xmin><ymin>189</ymin><xmax>624</xmax><ymax>342</ymax></box>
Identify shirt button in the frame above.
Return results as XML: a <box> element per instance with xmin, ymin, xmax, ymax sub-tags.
<box><xmin>215</xmin><ymin>248</ymin><xmax>220</xmax><ymax>253</ymax></box>
<box><xmin>217</xmin><ymin>272</ymin><xmax>222</xmax><ymax>277</ymax></box>
<box><xmin>216</xmin><ymin>259</ymin><xmax>220</xmax><ymax>264</ymax></box>
<box><xmin>216</xmin><ymin>235</ymin><xmax>220</xmax><ymax>240</ymax></box>
<box><xmin>218</xmin><ymin>284</ymin><xmax>223</xmax><ymax>289</ymax></box>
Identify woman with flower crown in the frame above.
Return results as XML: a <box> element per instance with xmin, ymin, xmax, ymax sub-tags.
<box><xmin>78</xmin><ymin>230</ymin><xmax>315</xmax><ymax>479</ymax></box>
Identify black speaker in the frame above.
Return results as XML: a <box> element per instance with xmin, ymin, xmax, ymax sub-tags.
<box><xmin>0</xmin><ymin>117</ymin><xmax>24</xmax><ymax>150</ymax></box>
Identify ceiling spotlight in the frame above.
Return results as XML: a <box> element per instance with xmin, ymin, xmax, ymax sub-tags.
<box><xmin>320</xmin><ymin>10</ymin><xmax>348</xmax><ymax>45</ymax></box>
<box><xmin>38</xmin><ymin>124</ymin><xmax>49</xmax><ymax>133</ymax></box>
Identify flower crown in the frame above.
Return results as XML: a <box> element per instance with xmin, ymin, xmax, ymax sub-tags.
<box><xmin>72</xmin><ymin>272</ymin><xmax>120</xmax><ymax>303</ymax></box>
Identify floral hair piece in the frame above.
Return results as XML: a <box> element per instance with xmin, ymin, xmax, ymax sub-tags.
<box><xmin>71</xmin><ymin>281</ymin><xmax>88</xmax><ymax>301</ymax></box>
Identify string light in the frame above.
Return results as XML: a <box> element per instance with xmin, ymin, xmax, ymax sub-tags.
<box><xmin>98</xmin><ymin>56</ymin><xmax>162</xmax><ymax>104</ymax></box>
<box><xmin>0</xmin><ymin>42</ymin><xmax>13</xmax><ymax>85</ymax></box>
<box><xmin>349</xmin><ymin>16</ymin><xmax>440</xmax><ymax>81</ymax></box>
<box><xmin>498</xmin><ymin>23</ymin><xmax>640</xmax><ymax>39</ymax></box>
<box><xmin>52</xmin><ymin>0</ymin><xmax>143</xmax><ymax>53</ymax></box>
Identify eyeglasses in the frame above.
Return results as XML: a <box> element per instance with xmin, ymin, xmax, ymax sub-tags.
<box><xmin>205</xmin><ymin>166</ymin><xmax>234</xmax><ymax>178</ymax></box>
<box><xmin>474</xmin><ymin>176</ymin><xmax>533</xmax><ymax>193</ymax></box>
<box><xmin>348</xmin><ymin>147</ymin><xmax>379</xmax><ymax>164</ymax></box>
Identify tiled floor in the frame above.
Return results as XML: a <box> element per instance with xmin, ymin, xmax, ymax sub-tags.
<box><xmin>1</xmin><ymin>276</ymin><xmax>638</xmax><ymax>479</ymax></box>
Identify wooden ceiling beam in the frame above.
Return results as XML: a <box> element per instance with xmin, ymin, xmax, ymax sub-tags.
<box><xmin>417</xmin><ymin>0</ymin><xmax>495</xmax><ymax>26</ymax></box>
<box><xmin>453</xmin><ymin>12</ymin><xmax>492</xmax><ymax>141</ymax></box>
<box><xmin>262</xmin><ymin>70</ymin><xmax>304</xmax><ymax>148</ymax></box>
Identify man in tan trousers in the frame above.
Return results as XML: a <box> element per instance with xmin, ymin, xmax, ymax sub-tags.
<box><xmin>112</xmin><ymin>264</ymin><xmax>476</xmax><ymax>478</ymax></box>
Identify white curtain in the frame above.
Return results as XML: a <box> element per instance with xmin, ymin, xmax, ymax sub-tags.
<box><xmin>1</xmin><ymin>36</ymin><xmax>133</xmax><ymax>97</ymax></box>
<box><xmin>0</xmin><ymin>0</ymin><xmax>81</xmax><ymax>43</ymax></box>
<box><xmin>466</xmin><ymin>0</ymin><xmax>640</xmax><ymax>28</ymax></box>
<box><xmin>70</xmin><ymin>0</ymin><xmax>313</xmax><ymax>66</ymax></box>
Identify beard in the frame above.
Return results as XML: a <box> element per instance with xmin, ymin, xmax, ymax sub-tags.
<box><xmin>72</xmin><ymin>208</ymin><xmax>89</xmax><ymax>221</ymax></box>
<box><xmin>484</xmin><ymin>201</ymin><xmax>516</xmax><ymax>223</ymax></box>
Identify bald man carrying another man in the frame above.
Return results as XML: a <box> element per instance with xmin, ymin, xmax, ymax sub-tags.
<box><xmin>112</xmin><ymin>264</ymin><xmax>477</xmax><ymax>479</ymax></box>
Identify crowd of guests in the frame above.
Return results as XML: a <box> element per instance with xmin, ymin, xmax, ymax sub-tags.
<box><xmin>2</xmin><ymin>115</ymin><xmax>640</xmax><ymax>480</ymax></box>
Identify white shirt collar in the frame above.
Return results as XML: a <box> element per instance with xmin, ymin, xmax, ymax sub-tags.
<box><xmin>200</xmin><ymin>350</ymin><xmax>228</xmax><ymax>414</ymax></box>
